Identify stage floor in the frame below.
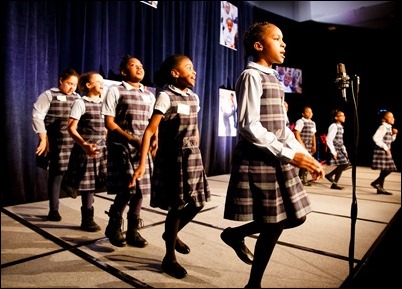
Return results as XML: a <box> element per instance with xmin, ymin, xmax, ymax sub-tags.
<box><xmin>1</xmin><ymin>166</ymin><xmax>401</xmax><ymax>288</ymax></box>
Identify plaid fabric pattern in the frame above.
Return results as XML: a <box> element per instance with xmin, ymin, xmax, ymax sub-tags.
<box><xmin>63</xmin><ymin>99</ymin><xmax>107</xmax><ymax>191</ymax></box>
<box><xmin>329</xmin><ymin>125</ymin><xmax>349</xmax><ymax>166</ymax></box>
<box><xmin>45</xmin><ymin>91</ymin><xmax>80</xmax><ymax>173</ymax></box>
<box><xmin>106</xmin><ymin>85</ymin><xmax>153</xmax><ymax>195</ymax></box>
<box><xmin>300</xmin><ymin>119</ymin><xmax>315</xmax><ymax>153</ymax></box>
<box><xmin>371</xmin><ymin>126</ymin><xmax>397</xmax><ymax>171</ymax></box>
<box><xmin>259</xmin><ymin>74</ymin><xmax>287</xmax><ymax>141</ymax></box>
<box><xmin>151</xmin><ymin>89</ymin><xmax>211</xmax><ymax>210</ymax></box>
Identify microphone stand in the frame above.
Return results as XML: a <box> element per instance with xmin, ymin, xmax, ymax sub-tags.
<box><xmin>346</xmin><ymin>75</ymin><xmax>360</xmax><ymax>276</ymax></box>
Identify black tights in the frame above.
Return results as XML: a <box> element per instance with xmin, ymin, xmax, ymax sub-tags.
<box><xmin>374</xmin><ymin>170</ymin><xmax>392</xmax><ymax>187</ymax></box>
<box><xmin>230</xmin><ymin>221</ymin><xmax>285</xmax><ymax>288</ymax></box>
<box><xmin>81</xmin><ymin>191</ymin><xmax>94</xmax><ymax>209</ymax></box>
<box><xmin>327</xmin><ymin>164</ymin><xmax>349</xmax><ymax>183</ymax></box>
<box><xmin>112</xmin><ymin>192</ymin><xmax>143</xmax><ymax>216</ymax></box>
<box><xmin>164</xmin><ymin>201</ymin><xmax>203</xmax><ymax>262</ymax></box>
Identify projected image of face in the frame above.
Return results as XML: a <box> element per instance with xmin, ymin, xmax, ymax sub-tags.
<box><xmin>275</xmin><ymin>65</ymin><xmax>302</xmax><ymax>94</ymax></box>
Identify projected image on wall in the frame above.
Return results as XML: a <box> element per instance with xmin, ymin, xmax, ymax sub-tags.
<box><xmin>275</xmin><ymin>65</ymin><xmax>302</xmax><ymax>94</ymax></box>
<box><xmin>218</xmin><ymin>88</ymin><xmax>237</xmax><ymax>137</ymax></box>
<box><xmin>141</xmin><ymin>1</ymin><xmax>158</xmax><ymax>8</ymax></box>
<box><xmin>220</xmin><ymin>1</ymin><xmax>238</xmax><ymax>50</ymax></box>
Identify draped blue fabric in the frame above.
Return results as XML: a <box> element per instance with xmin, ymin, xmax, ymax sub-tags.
<box><xmin>1</xmin><ymin>1</ymin><xmax>256</xmax><ymax>205</ymax></box>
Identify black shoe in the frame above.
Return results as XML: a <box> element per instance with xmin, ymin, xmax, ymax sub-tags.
<box><xmin>377</xmin><ymin>189</ymin><xmax>393</xmax><ymax>195</ymax></box>
<box><xmin>161</xmin><ymin>258</ymin><xmax>188</xmax><ymax>279</ymax></box>
<box><xmin>162</xmin><ymin>233</ymin><xmax>190</xmax><ymax>254</ymax></box>
<box><xmin>330</xmin><ymin>184</ymin><xmax>344</xmax><ymax>190</ymax></box>
<box><xmin>175</xmin><ymin>238</ymin><xmax>190</xmax><ymax>254</ymax></box>
<box><xmin>325</xmin><ymin>174</ymin><xmax>334</xmax><ymax>183</ymax></box>
<box><xmin>220</xmin><ymin>227</ymin><xmax>253</xmax><ymax>265</ymax></box>
<box><xmin>371</xmin><ymin>182</ymin><xmax>392</xmax><ymax>195</ymax></box>
<box><xmin>47</xmin><ymin>210</ymin><xmax>62</xmax><ymax>221</ymax></box>
<box><xmin>370</xmin><ymin>182</ymin><xmax>381</xmax><ymax>190</ymax></box>
<box><xmin>370</xmin><ymin>182</ymin><xmax>391</xmax><ymax>195</ymax></box>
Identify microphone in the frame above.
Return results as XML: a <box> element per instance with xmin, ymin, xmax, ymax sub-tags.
<box><xmin>336</xmin><ymin>63</ymin><xmax>350</xmax><ymax>101</ymax></box>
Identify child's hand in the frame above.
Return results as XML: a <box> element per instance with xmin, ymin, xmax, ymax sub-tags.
<box><xmin>129</xmin><ymin>166</ymin><xmax>145</xmax><ymax>188</ymax></box>
<box><xmin>82</xmin><ymin>142</ymin><xmax>99</xmax><ymax>158</ymax></box>
<box><xmin>291</xmin><ymin>153</ymin><xmax>325</xmax><ymax>180</ymax></box>
<box><xmin>36</xmin><ymin>139</ymin><xmax>49</xmax><ymax>156</ymax></box>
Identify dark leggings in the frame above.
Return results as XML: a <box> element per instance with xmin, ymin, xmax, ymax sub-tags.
<box><xmin>164</xmin><ymin>200</ymin><xmax>203</xmax><ymax>262</ymax></box>
<box><xmin>81</xmin><ymin>191</ymin><xmax>95</xmax><ymax>209</ymax></box>
<box><xmin>112</xmin><ymin>192</ymin><xmax>143</xmax><ymax>216</ymax></box>
<box><xmin>230</xmin><ymin>221</ymin><xmax>285</xmax><ymax>288</ymax></box>
<box><xmin>327</xmin><ymin>164</ymin><xmax>349</xmax><ymax>183</ymax></box>
<box><xmin>374</xmin><ymin>170</ymin><xmax>392</xmax><ymax>187</ymax></box>
<box><xmin>48</xmin><ymin>174</ymin><xmax>63</xmax><ymax>211</ymax></box>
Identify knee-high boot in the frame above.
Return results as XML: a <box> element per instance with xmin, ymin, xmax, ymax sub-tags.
<box><xmin>126</xmin><ymin>213</ymin><xmax>148</xmax><ymax>248</ymax></box>
<box><xmin>80</xmin><ymin>206</ymin><xmax>101</xmax><ymax>232</ymax></box>
<box><xmin>105</xmin><ymin>205</ymin><xmax>127</xmax><ymax>247</ymax></box>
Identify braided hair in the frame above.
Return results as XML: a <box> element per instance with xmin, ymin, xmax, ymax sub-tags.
<box><xmin>243</xmin><ymin>21</ymin><xmax>274</xmax><ymax>63</ymax></box>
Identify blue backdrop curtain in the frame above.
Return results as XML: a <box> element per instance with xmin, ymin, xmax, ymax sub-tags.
<box><xmin>1</xmin><ymin>1</ymin><xmax>258</xmax><ymax>205</ymax></box>
<box><xmin>1</xmin><ymin>1</ymin><xmax>400</xmax><ymax>206</ymax></box>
